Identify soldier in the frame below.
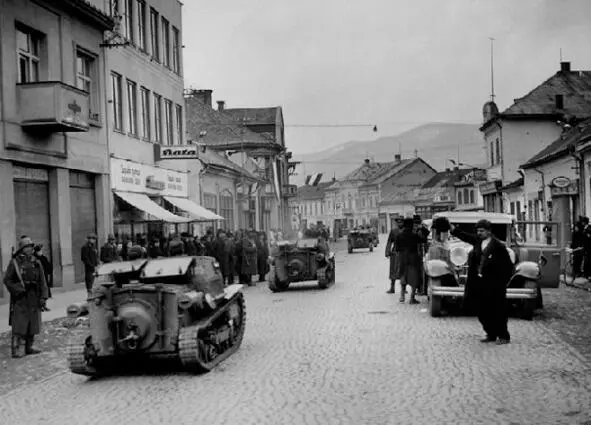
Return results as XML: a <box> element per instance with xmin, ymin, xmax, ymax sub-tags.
<box><xmin>81</xmin><ymin>234</ymin><xmax>99</xmax><ymax>298</ymax></box>
<box><xmin>385</xmin><ymin>217</ymin><xmax>404</xmax><ymax>294</ymax></box>
<box><xmin>256</xmin><ymin>231</ymin><xmax>270</xmax><ymax>282</ymax></box>
<box><xmin>395</xmin><ymin>217</ymin><xmax>428</xmax><ymax>304</ymax></box>
<box><xmin>213</xmin><ymin>230</ymin><xmax>233</xmax><ymax>285</ymax></box>
<box><xmin>33</xmin><ymin>244</ymin><xmax>53</xmax><ymax>304</ymax></box>
<box><xmin>241</xmin><ymin>231</ymin><xmax>258</xmax><ymax>285</ymax></box>
<box><xmin>100</xmin><ymin>234</ymin><xmax>119</xmax><ymax>263</ymax></box>
<box><xmin>4</xmin><ymin>236</ymin><xmax>49</xmax><ymax>358</ymax></box>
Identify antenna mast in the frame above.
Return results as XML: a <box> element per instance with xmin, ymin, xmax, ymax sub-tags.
<box><xmin>489</xmin><ymin>37</ymin><xmax>495</xmax><ymax>102</ymax></box>
<box><xmin>560</xmin><ymin>47</ymin><xmax>563</xmax><ymax>62</ymax></box>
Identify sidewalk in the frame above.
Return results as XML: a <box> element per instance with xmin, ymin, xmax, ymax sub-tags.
<box><xmin>0</xmin><ymin>288</ymin><xmax>88</xmax><ymax>334</ymax></box>
<box><xmin>562</xmin><ymin>275</ymin><xmax>591</xmax><ymax>292</ymax></box>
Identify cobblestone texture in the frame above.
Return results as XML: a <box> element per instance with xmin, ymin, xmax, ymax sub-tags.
<box><xmin>0</xmin><ymin>239</ymin><xmax>590</xmax><ymax>425</ymax></box>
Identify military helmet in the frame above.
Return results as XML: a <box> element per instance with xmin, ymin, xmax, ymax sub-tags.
<box><xmin>127</xmin><ymin>245</ymin><xmax>144</xmax><ymax>260</ymax></box>
<box><xmin>17</xmin><ymin>236</ymin><xmax>34</xmax><ymax>253</ymax></box>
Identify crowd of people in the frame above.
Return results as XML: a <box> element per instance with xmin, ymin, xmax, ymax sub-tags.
<box><xmin>570</xmin><ymin>216</ymin><xmax>591</xmax><ymax>280</ymax></box>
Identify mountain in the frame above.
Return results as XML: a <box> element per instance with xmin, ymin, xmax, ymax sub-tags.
<box><xmin>291</xmin><ymin>123</ymin><xmax>485</xmax><ymax>186</ymax></box>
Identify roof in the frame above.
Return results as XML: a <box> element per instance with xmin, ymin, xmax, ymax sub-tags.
<box><xmin>61</xmin><ymin>0</ymin><xmax>115</xmax><ymax>29</ymax></box>
<box><xmin>343</xmin><ymin>159</ymin><xmax>414</xmax><ymax>183</ymax></box>
<box><xmin>199</xmin><ymin>150</ymin><xmax>257</xmax><ymax>180</ymax></box>
<box><xmin>482</xmin><ymin>68</ymin><xmax>591</xmax><ymax>130</ymax></box>
<box><xmin>296</xmin><ymin>182</ymin><xmax>335</xmax><ymax>200</ymax></box>
<box><xmin>420</xmin><ymin>169</ymin><xmax>472</xmax><ymax>189</ymax></box>
<box><xmin>521</xmin><ymin>118</ymin><xmax>591</xmax><ymax>168</ymax></box>
<box><xmin>223</xmin><ymin>107</ymin><xmax>280</xmax><ymax>125</ymax></box>
<box><xmin>185</xmin><ymin>96</ymin><xmax>277</xmax><ymax>150</ymax></box>
<box><xmin>500</xmin><ymin>177</ymin><xmax>524</xmax><ymax>191</ymax></box>
<box><xmin>378</xmin><ymin>186</ymin><xmax>417</xmax><ymax>206</ymax></box>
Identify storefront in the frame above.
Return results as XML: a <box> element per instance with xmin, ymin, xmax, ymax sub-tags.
<box><xmin>110</xmin><ymin>158</ymin><xmax>222</xmax><ymax>241</ymax></box>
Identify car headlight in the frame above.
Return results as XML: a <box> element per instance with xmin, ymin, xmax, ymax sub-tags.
<box><xmin>450</xmin><ymin>246</ymin><xmax>468</xmax><ymax>267</ymax></box>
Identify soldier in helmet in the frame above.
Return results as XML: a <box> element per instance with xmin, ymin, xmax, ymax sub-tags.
<box><xmin>3</xmin><ymin>236</ymin><xmax>49</xmax><ymax>358</ymax></box>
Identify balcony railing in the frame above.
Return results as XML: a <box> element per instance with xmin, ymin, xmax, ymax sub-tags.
<box><xmin>18</xmin><ymin>81</ymin><xmax>90</xmax><ymax>132</ymax></box>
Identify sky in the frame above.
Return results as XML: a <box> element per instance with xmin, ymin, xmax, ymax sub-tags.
<box><xmin>182</xmin><ymin>0</ymin><xmax>591</xmax><ymax>155</ymax></box>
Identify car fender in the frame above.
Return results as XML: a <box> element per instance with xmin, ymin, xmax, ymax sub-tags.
<box><xmin>514</xmin><ymin>261</ymin><xmax>540</xmax><ymax>280</ymax></box>
<box><xmin>425</xmin><ymin>259</ymin><xmax>454</xmax><ymax>278</ymax></box>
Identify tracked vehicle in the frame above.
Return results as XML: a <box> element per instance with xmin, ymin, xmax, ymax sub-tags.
<box><xmin>66</xmin><ymin>256</ymin><xmax>246</xmax><ymax>377</ymax></box>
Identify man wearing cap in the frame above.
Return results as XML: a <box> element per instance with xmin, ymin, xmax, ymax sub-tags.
<box><xmin>3</xmin><ymin>236</ymin><xmax>49</xmax><ymax>358</ymax></box>
<box><xmin>100</xmin><ymin>234</ymin><xmax>119</xmax><ymax>263</ymax></box>
<box><xmin>451</xmin><ymin>219</ymin><xmax>514</xmax><ymax>344</ymax></box>
<box><xmin>81</xmin><ymin>234</ymin><xmax>99</xmax><ymax>297</ymax></box>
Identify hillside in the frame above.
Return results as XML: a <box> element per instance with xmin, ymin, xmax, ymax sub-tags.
<box><xmin>291</xmin><ymin>123</ymin><xmax>485</xmax><ymax>185</ymax></box>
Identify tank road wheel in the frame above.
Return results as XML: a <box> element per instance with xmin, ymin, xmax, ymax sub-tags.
<box><xmin>429</xmin><ymin>295</ymin><xmax>442</xmax><ymax>317</ymax></box>
<box><xmin>67</xmin><ymin>335</ymin><xmax>102</xmax><ymax>377</ymax></box>
<box><xmin>348</xmin><ymin>243</ymin><xmax>353</xmax><ymax>254</ymax></box>
<box><xmin>268</xmin><ymin>266</ymin><xmax>289</xmax><ymax>292</ymax></box>
<box><xmin>318</xmin><ymin>266</ymin><xmax>333</xmax><ymax>289</ymax></box>
<box><xmin>179</xmin><ymin>293</ymin><xmax>246</xmax><ymax>373</ymax></box>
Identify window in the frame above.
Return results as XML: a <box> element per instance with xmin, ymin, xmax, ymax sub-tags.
<box><xmin>76</xmin><ymin>49</ymin><xmax>99</xmax><ymax>121</ymax></box>
<box><xmin>457</xmin><ymin>191</ymin><xmax>463</xmax><ymax>205</ymax></box>
<box><xmin>220</xmin><ymin>192</ymin><xmax>234</xmax><ymax>230</ymax></box>
<box><xmin>463</xmin><ymin>188</ymin><xmax>469</xmax><ymax>204</ymax></box>
<box><xmin>140</xmin><ymin>87</ymin><xmax>150</xmax><ymax>140</ymax></box>
<box><xmin>490</xmin><ymin>141</ymin><xmax>494</xmax><ymax>166</ymax></box>
<box><xmin>111</xmin><ymin>72</ymin><xmax>123</xmax><ymax>131</ymax></box>
<box><xmin>150</xmin><ymin>8</ymin><xmax>159</xmax><ymax>61</ymax></box>
<box><xmin>126</xmin><ymin>80</ymin><xmax>137</xmax><ymax>135</ymax></box>
<box><xmin>175</xmin><ymin>104</ymin><xmax>183</xmax><ymax>145</ymax></box>
<box><xmin>123</xmin><ymin>0</ymin><xmax>133</xmax><ymax>42</ymax></box>
<box><xmin>204</xmin><ymin>193</ymin><xmax>217</xmax><ymax>212</ymax></box>
<box><xmin>495</xmin><ymin>138</ymin><xmax>501</xmax><ymax>166</ymax></box>
<box><xmin>469</xmin><ymin>189</ymin><xmax>475</xmax><ymax>204</ymax></box>
<box><xmin>161</xmin><ymin>18</ymin><xmax>170</xmax><ymax>68</ymax></box>
<box><xmin>172</xmin><ymin>26</ymin><xmax>181</xmax><ymax>74</ymax></box>
<box><xmin>164</xmin><ymin>99</ymin><xmax>173</xmax><ymax>145</ymax></box>
<box><xmin>137</xmin><ymin>0</ymin><xmax>147</xmax><ymax>50</ymax></box>
<box><xmin>16</xmin><ymin>26</ymin><xmax>40</xmax><ymax>83</ymax></box>
<box><xmin>153</xmin><ymin>93</ymin><xmax>162</xmax><ymax>142</ymax></box>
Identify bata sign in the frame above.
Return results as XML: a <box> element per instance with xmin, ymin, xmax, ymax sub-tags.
<box><xmin>110</xmin><ymin>158</ymin><xmax>188</xmax><ymax>197</ymax></box>
<box><xmin>154</xmin><ymin>144</ymin><xmax>202</xmax><ymax>160</ymax></box>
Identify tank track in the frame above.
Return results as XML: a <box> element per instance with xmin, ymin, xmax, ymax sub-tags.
<box><xmin>178</xmin><ymin>292</ymin><xmax>246</xmax><ymax>373</ymax></box>
<box><xmin>67</xmin><ymin>335</ymin><xmax>100</xmax><ymax>377</ymax></box>
<box><xmin>268</xmin><ymin>266</ymin><xmax>289</xmax><ymax>292</ymax></box>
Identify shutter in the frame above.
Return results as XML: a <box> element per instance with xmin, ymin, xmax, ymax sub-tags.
<box><xmin>14</xmin><ymin>181</ymin><xmax>51</xmax><ymax>262</ymax></box>
<box><xmin>70</xmin><ymin>172</ymin><xmax>96</xmax><ymax>283</ymax></box>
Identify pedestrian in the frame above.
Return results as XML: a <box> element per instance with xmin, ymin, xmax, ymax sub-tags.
<box><xmin>33</xmin><ymin>244</ymin><xmax>53</xmax><ymax>305</ymax></box>
<box><xmin>241</xmin><ymin>231</ymin><xmax>258</xmax><ymax>285</ymax></box>
<box><xmin>395</xmin><ymin>217</ymin><xmax>428</xmax><ymax>304</ymax></box>
<box><xmin>256</xmin><ymin>231</ymin><xmax>270</xmax><ymax>282</ymax></box>
<box><xmin>572</xmin><ymin>219</ymin><xmax>586</xmax><ymax>277</ymax></box>
<box><xmin>582</xmin><ymin>217</ymin><xmax>591</xmax><ymax>279</ymax></box>
<box><xmin>147</xmin><ymin>237</ymin><xmax>164</xmax><ymax>258</ymax></box>
<box><xmin>81</xmin><ymin>234</ymin><xmax>99</xmax><ymax>298</ymax></box>
<box><xmin>384</xmin><ymin>217</ymin><xmax>403</xmax><ymax>294</ymax></box>
<box><xmin>450</xmin><ymin>219</ymin><xmax>514</xmax><ymax>344</ymax></box>
<box><xmin>100</xmin><ymin>234</ymin><xmax>119</xmax><ymax>263</ymax></box>
<box><xmin>213</xmin><ymin>230</ymin><xmax>233</xmax><ymax>285</ymax></box>
<box><xmin>3</xmin><ymin>236</ymin><xmax>49</xmax><ymax>358</ymax></box>
<box><xmin>226</xmin><ymin>231</ymin><xmax>236</xmax><ymax>284</ymax></box>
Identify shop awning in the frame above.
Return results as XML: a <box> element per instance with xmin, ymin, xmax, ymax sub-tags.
<box><xmin>114</xmin><ymin>191</ymin><xmax>190</xmax><ymax>223</ymax></box>
<box><xmin>163</xmin><ymin>196</ymin><xmax>224</xmax><ymax>221</ymax></box>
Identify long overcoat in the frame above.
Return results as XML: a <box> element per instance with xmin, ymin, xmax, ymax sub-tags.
<box><xmin>395</xmin><ymin>228</ymin><xmax>427</xmax><ymax>289</ymax></box>
<box><xmin>450</xmin><ymin>228</ymin><xmax>514</xmax><ymax>314</ymax></box>
<box><xmin>385</xmin><ymin>228</ymin><xmax>401</xmax><ymax>280</ymax></box>
<box><xmin>213</xmin><ymin>237</ymin><xmax>233</xmax><ymax>277</ymax></box>
<box><xmin>256</xmin><ymin>239</ymin><xmax>270</xmax><ymax>276</ymax></box>
<box><xmin>241</xmin><ymin>238</ymin><xmax>258</xmax><ymax>275</ymax></box>
<box><xmin>3</xmin><ymin>253</ymin><xmax>48</xmax><ymax>335</ymax></box>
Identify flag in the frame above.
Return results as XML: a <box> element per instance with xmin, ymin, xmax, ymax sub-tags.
<box><xmin>305</xmin><ymin>173</ymin><xmax>323</xmax><ymax>186</ymax></box>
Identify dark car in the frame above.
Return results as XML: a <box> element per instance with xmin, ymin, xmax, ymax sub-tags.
<box><xmin>347</xmin><ymin>229</ymin><xmax>374</xmax><ymax>253</ymax></box>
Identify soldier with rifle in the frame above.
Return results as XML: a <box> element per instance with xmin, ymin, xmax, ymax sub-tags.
<box><xmin>3</xmin><ymin>236</ymin><xmax>49</xmax><ymax>358</ymax></box>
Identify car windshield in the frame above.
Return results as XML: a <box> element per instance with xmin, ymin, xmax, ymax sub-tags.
<box><xmin>451</xmin><ymin>222</ymin><xmax>509</xmax><ymax>242</ymax></box>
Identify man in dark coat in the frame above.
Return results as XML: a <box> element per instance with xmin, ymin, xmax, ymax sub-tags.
<box><xmin>100</xmin><ymin>234</ymin><xmax>119</xmax><ymax>263</ymax></box>
<box><xmin>384</xmin><ymin>218</ymin><xmax>404</xmax><ymax>294</ymax></box>
<box><xmin>256</xmin><ymin>232</ymin><xmax>270</xmax><ymax>282</ymax></box>
<box><xmin>4</xmin><ymin>237</ymin><xmax>49</xmax><ymax>358</ymax></box>
<box><xmin>33</xmin><ymin>244</ymin><xmax>53</xmax><ymax>303</ymax></box>
<box><xmin>213</xmin><ymin>230</ymin><xmax>232</xmax><ymax>285</ymax></box>
<box><xmin>451</xmin><ymin>219</ymin><xmax>514</xmax><ymax>344</ymax></box>
<box><xmin>241</xmin><ymin>231</ymin><xmax>258</xmax><ymax>285</ymax></box>
<box><xmin>81</xmin><ymin>234</ymin><xmax>99</xmax><ymax>297</ymax></box>
<box><xmin>395</xmin><ymin>218</ymin><xmax>428</xmax><ymax>304</ymax></box>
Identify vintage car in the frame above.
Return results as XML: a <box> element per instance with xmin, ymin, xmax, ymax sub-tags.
<box><xmin>66</xmin><ymin>256</ymin><xmax>245</xmax><ymax>377</ymax></box>
<box><xmin>268</xmin><ymin>238</ymin><xmax>335</xmax><ymax>292</ymax></box>
<box><xmin>425</xmin><ymin>212</ymin><xmax>560</xmax><ymax>319</ymax></box>
<box><xmin>347</xmin><ymin>229</ymin><xmax>374</xmax><ymax>253</ymax></box>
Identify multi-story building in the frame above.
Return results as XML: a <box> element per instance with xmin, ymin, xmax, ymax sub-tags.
<box><xmin>479</xmin><ymin>61</ymin><xmax>591</xmax><ymax>214</ymax></box>
<box><xmin>0</xmin><ymin>0</ymin><xmax>114</xmax><ymax>298</ymax></box>
<box><xmin>413</xmin><ymin>168</ymin><xmax>472</xmax><ymax>219</ymax></box>
<box><xmin>453</xmin><ymin>168</ymin><xmax>487</xmax><ymax>212</ymax></box>
<box><xmin>329</xmin><ymin>155</ymin><xmax>436</xmax><ymax>233</ymax></box>
<box><xmin>294</xmin><ymin>181</ymin><xmax>335</xmax><ymax>230</ymax></box>
<box><xmin>185</xmin><ymin>89</ymin><xmax>294</xmax><ymax>232</ymax></box>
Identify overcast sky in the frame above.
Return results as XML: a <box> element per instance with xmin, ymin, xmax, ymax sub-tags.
<box><xmin>182</xmin><ymin>0</ymin><xmax>591</xmax><ymax>155</ymax></box>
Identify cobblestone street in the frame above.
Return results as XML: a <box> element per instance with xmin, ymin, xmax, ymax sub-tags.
<box><xmin>1</xmin><ymin>240</ymin><xmax>590</xmax><ymax>425</ymax></box>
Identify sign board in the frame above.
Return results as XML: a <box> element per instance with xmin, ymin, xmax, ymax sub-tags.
<box><xmin>550</xmin><ymin>181</ymin><xmax>578</xmax><ymax>197</ymax></box>
<box><xmin>479</xmin><ymin>180</ymin><xmax>500</xmax><ymax>195</ymax></box>
<box><xmin>13</xmin><ymin>166</ymin><xmax>49</xmax><ymax>181</ymax></box>
<box><xmin>110</xmin><ymin>158</ymin><xmax>188</xmax><ymax>197</ymax></box>
<box><xmin>154</xmin><ymin>144</ymin><xmax>200</xmax><ymax>160</ymax></box>
<box><xmin>550</xmin><ymin>176</ymin><xmax>571</xmax><ymax>188</ymax></box>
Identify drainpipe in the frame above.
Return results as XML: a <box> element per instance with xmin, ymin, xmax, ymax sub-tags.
<box><xmin>533</xmin><ymin>167</ymin><xmax>546</xmax><ymax>220</ymax></box>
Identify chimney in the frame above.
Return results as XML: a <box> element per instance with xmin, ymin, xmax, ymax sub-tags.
<box><xmin>217</xmin><ymin>100</ymin><xmax>225</xmax><ymax>111</ymax></box>
<box><xmin>560</xmin><ymin>61</ymin><xmax>571</xmax><ymax>72</ymax></box>
<box><xmin>394</xmin><ymin>154</ymin><xmax>401</xmax><ymax>162</ymax></box>
<box><xmin>191</xmin><ymin>89</ymin><xmax>212</xmax><ymax>107</ymax></box>
<box><xmin>555</xmin><ymin>94</ymin><xmax>564</xmax><ymax>110</ymax></box>
<box><xmin>364</xmin><ymin>158</ymin><xmax>370</xmax><ymax>165</ymax></box>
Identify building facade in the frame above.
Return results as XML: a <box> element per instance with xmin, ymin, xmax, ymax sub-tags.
<box><xmin>293</xmin><ymin>181</ymin><xmax>335</xmax><ymax>230</ymax></box>
<box><xmin>453</xmin><ymin>168</ymin><xmax>486</xmax><ymax>211</ymax></box>
<box><xmin>0</xmin><ymin>0</ymin><xmax>114</xmax><ymax>299</ymax></box>
<box><xmin>479</xmin><ymin>61</ymin><xmax>591</xmax><ymax>214</ymax></box>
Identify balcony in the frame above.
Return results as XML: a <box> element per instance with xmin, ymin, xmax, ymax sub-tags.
<box><xmin>283</xmin><ymin>184</ymin><xmax>297</xmax><ymax>197</ymax></box>
<box><xmin>18</xmin><ymin>81</ymin><xmax>90</xmax><ymax>132</ymax></box>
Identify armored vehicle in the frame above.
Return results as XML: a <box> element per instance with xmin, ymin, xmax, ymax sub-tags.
<box><xmin>347</xmin><ymin>229</ymin><xmax>374</xmax><ymax>253</ymax></box>
<box><xmin>268</xmin><ymin>238</ymin><xmax>335</xmax><ymax>292</ymax></box>
<box><xmin>66</xmin><ymin>256</ymin><xmax>246</xmax><ymax>376</ymax></box>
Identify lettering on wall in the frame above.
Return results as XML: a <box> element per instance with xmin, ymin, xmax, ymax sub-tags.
<box><xmin>110</xmin><ymin>158</ymin><xmax>188</xmax><ymax>197</ymax></box>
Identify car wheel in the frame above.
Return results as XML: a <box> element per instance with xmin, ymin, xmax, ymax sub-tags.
<box><xmin>429</xmin><ymin>295</ymin><xmax>442</xmax><ymax>317</ymax></box>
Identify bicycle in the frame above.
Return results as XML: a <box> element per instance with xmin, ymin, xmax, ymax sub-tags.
<box><xmin>561</xmin><ymin>246</ymin><xmax>584</xmax><ymax>286</ymax></box>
